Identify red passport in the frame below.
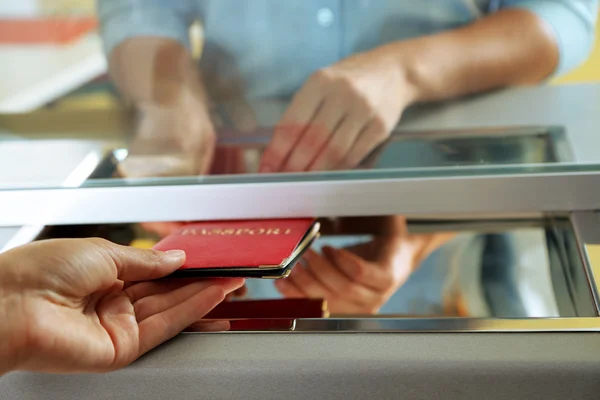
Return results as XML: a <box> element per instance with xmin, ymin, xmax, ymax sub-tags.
<box><xmin>204</xmin><ymin>299</ymin><xmax>329</xmax><ymax>320</ymax></box>
<box><xmin>153</xmin><ymin>218</ymin><xmax>320</xmax><ymax>278</ymax></box>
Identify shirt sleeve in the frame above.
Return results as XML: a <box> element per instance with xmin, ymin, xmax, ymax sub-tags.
<box><xmin>499</xmin><ymin>0</ymin><xmax>598</xmax><ymax>76</ymax></box>
<box><xmin>96</xmin><ymin>0</ymin><xmax>197</xmax><ymax>57</ymax></box>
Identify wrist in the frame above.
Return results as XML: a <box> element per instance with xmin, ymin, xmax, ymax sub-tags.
<box><xmin>373</xmin><ymin>42</ymin><xmax>424</xmax><ymax>106</ymax></box>
<box><xmin>137</xmin><ymin>83</ymin><xmax>208</xmax><ymax>115</ymax></box>
<box><xmin>378</xmin><ymin>36</ymin><xmax>446</xmax><ymax>105</ymax></box>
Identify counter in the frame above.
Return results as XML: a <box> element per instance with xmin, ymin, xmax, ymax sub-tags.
<box><xmin>2</xmin><ymin>84</ymin><xmax>600</xmax><ymax>399</ymax></box>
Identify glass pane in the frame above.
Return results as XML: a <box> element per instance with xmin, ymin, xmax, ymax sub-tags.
<box><xmin>0</xmin><ymin>1</ymin><xmax>599</xmax><ymax>190</ymax></box>
<box><xmin>29</xmin><ymin>216</ymin><xmax>596</xmax><ymax>320</ymax></box>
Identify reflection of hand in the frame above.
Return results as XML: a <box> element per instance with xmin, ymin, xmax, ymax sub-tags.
<box><xmin>0</xmin><ymin>238</ymin><xmax>244</xmax><ymax>374</ymax></box>
<box><xmin>275</xmin><ymin>237</ymin><xmax>409</xmax><ymax>314</ymax></box>
<box><xmin>275</xmin><ymin>229</ymin><xmax>455</xmax><ymax>315</ymax></box>
<box><xmin>137</xmin><ymin>145</ymin><xmax>247</xmax><ymax>237</ymax></box>
<box><xmin>259</xmin><ymin>47</ymin><xmax>416</xmax><ymax>173</ymax></box>
<box><xmin>121</xmin><ymin>97</ymin><xmax>217</xmax><ymax>236</ymax></box>
<box><xmin>118</xmin><ymin>100</ymin><xmax>217</xmax><ymax>178</ymax></box>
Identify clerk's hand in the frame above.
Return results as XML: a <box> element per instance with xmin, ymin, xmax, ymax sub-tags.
<box><xmin>0</xmin><ymin>238</ymin><xmax>244</xmax><ymax>375</ymax></box>
<box><xmin>259</xmin><ymin>46</ymin><xmax>416</xmax><ymax>173</ymax></box>
<box><xmin>275</xmin><ymin>237</ymin><xmax>411</xmax><ymax>314</ymax></box>
<box><xmin>275</xmin><ymin>231</ymin><xmax>454</xmax><ymax>314</ymax></box>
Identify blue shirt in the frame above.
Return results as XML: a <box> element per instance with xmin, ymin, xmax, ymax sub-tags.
<box><xmin>97</xmin><ymin>0</ymin><xmax>598</xmax><ymax>100</ymax></box>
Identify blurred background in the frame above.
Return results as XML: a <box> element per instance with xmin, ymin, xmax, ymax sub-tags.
<box><xmin>0</xmin><ymin>1</ymin><xmax>598</xmax><ymax>318</ymax></box>
<box><xmin>0</xmin><ymin>0</ymin><xmax>598</xmax><ymax>119</ymax></box>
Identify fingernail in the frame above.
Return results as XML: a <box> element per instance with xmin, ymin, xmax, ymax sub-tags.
<box><xmin>164</xmin><ymin>249</ymin><xmax>186</xmax><ymax>259</ymax></box>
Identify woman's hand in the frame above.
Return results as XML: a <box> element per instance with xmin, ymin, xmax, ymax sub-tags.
<box><xmin>0</xmin><ymin>238</ymin><xmax>244</xmax><ymax>375</ymax></box>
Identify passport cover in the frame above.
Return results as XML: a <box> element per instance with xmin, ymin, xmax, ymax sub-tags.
<box><xmin>153</xmin><ymin>218</ymin><xmax>320</xmax><ymax>278</ymax></box>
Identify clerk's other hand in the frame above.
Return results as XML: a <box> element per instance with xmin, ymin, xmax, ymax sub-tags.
<box><xmin>259</xmin><ymin>47</ymin><xmax>416</xmax><ymax>173</ymax></box>
<box><xmin>0</xmin><ymin>238</ymin><xmax>244</xmax><ymax>374</ymax></box>
<box><xmin>275</xmin><ymin>237</ymin><xmax>411</xmax><ymax>314</ymax></box>
<box><xmin>275</xmin><ymin>231</ymin><xmax>455</xmax><ymax>314</ymax></box>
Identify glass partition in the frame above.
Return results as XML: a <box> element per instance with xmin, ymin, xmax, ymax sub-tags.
<box><xmin>0</xmin><ymin>1</ymin><xmax>599</xmax><ymax>191</ymax></box>
<box><xmin>26</xmin><ymin>213</ymin><xmax>598</xmax><ymax>332</ymax></box>
<box><xmin>0</xmin><ymin>2</ymin><xmax>600</xmax><ymax>336</ymax></box>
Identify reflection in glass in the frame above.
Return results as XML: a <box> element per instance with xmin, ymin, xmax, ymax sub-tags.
<box><xmin>0</xmin><ymin>0</ymin><xmax>597</xmax><ymax>187</ymax></box>
<box><xmin>34</xmin><ymin>216</ymin><xmax>596</xmax><ymax>325</ymax></box>
<box><xmin>0</xmin><ymin>121</ymin><xmax>580</xmax><ymax>191</ymax></box>
<box><xmin>93</xmin><ymin>0</ymin><xmax>595</xmax><ymax>179</ymax></box>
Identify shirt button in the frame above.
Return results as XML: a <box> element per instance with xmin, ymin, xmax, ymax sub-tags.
<box><xmin>316</xmin><ymin>8</ymin><xmax>335</xmax><ymax>27</ymax></box>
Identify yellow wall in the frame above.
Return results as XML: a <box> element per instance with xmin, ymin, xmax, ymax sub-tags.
<box><xmin>553</xmin><ymin>16</ymin><xmax>600</xmax><ymax>84</ymax></box>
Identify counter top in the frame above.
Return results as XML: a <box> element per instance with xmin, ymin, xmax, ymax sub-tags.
<box><xmin>3</xmin><ymin>333</ymin><xmax>600</xmax><ymax>399</ymax></box>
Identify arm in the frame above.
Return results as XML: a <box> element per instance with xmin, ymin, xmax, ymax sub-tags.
<box><xmin>97</xmin><ymin>0</ymin><xmax>215</xmax><ymax>176</ymax></box>
<box><xmin>97</xmin><ymin>0</ymin><xmax>203</xmax><ymax>108</ymax></box>
<box><xmin>108</xmin><ymin>37</ymin><xmax>206</xmax><ymax>111</ymax></box>
<box><xmin>390</xmin><ymin>1</ymin><xmax>598</xmax><ymax>104</ymax></box>
<box><xmin>260</xmin><ymin>0</ymin><xmax>598</xmax><ymax>173</ymax></box>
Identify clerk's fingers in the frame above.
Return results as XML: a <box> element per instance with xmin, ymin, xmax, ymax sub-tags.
<box><xmin>302</xmin><ymin>249</ymin><xmax>358</xmax><ymax>297</ymax></box>
<box><xmin>340</xmin><ymin>118</ymin><xmax>389</xmax><ymax>169</ymax></box>
<box><xmin>287</xmin><ymin>263</ymin><xmax>333</xmax><ymax>299</ymax></box>
<box><xmin>259</xmin><ymin>77</ymin><xmax>324</xmax><ymax>173</ymax></box>
<box><xmin>323</xmin><ymin>246</ymin><xmax>392</xmax><ymax>292</ymax></box>
<box><xmin>308</xmin><ymin>112</ymin><xmax>368</xmax><ymax>171</ymax></box>
<box><xmin>274</xmin><ymin>276</ymin><xmax>307</xmax><ymax>298</ymax></box>
<box><xmin>280</xmin><ymin>98</ymin><xmax>346</xmax><ymax>172</ymax></box>
<box><xmin>306</xmin><ymin>248</ymin><xmax>381</xmax><ymax>307</ymax></box>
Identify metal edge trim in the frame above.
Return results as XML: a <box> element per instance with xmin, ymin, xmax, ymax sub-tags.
<box><xmin>570</xmin><ymin>211</ymin><xmax>600</xmax><ymax>315</ymax></box>
<box><xmin>184</xmin><ymin>317</ymin><xmax>600</xmax><ymax>334</ymax></box>
<box><xmin>3</xmin><ymin>171</ymin><xmax>600</xmax><ymax>226</ymax></box>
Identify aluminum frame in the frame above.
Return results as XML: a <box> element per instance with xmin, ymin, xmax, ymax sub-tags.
<box><xmin>1</xmin><ymin>170</ymin><xmax>600</xmax><ymax>226</ymax></box>
<box><xmin>179</xmin><ymin>211</ymin><xmax>600</xmax><ymax>334</ymax></box>
<box><xmin>190</xmin><ymin>317</ymin><xmax>600</xmax><ymax>334</ymax></box>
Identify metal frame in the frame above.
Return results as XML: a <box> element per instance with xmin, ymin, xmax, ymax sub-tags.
<box><xmin>2</xmin><ymin>186</ymin><xmax>600</xmax><ymax>333</ymax></box>
<box><xmin>1</xmin><ymin>170</ymin><xmax>600</xmax><ymax>226</ymax></box>
<box><xmin>571</xmin><ymin>211</ymin><xmax>600</xmax><ymax>314</ymax></box>
<box><xmin>192</xmin><ymin>317</ymin><xmax>600</xmax><ymax>334</ymax></box>
<box><xmin>2</xmin><ymin>139</ymin><xmax>600</xmax><ymax>333</ymax></box>
<box><xmin>181</xmin><ymin>212</ymin><xmax>600</xmax><ymax>334</ymax></box>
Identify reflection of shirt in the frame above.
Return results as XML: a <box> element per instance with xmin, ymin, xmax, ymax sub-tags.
<box><xmin>98</xmin><ymin>0</ymin><xmax>597</xmax><ymax>100</ymax></box>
